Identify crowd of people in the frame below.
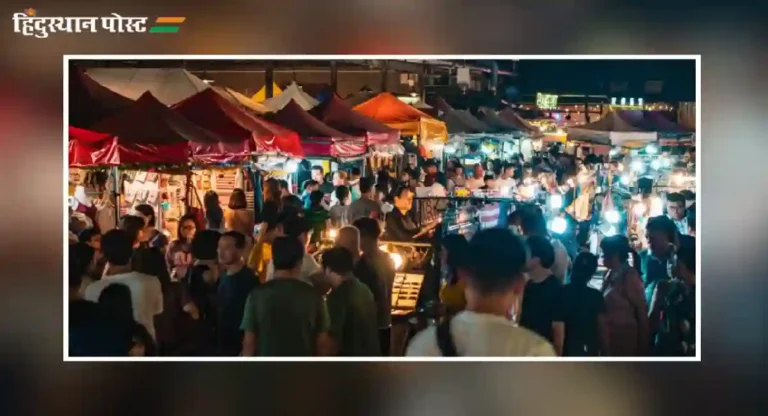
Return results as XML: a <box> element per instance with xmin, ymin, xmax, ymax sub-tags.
<box><xmin>68</xmin><ymin>153</ymin><xmax>696</xmax><ymax>357</ymax></box>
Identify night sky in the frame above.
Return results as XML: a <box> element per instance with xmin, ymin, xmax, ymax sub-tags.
<box><xmin>500</xmin><ymin>59</ymin><xmax>696</xmax><ymax>101</ymax></box>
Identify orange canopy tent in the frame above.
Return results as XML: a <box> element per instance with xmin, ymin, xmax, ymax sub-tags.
<box><xmin>352</xmin><ymin>93</ymin><xmax>448</xmax><ymax>144</ymax></box>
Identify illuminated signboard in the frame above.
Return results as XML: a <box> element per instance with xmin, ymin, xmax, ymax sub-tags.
<box><xmin>536</xmin><ymin>93</ymin><xmax>558</xmax><ymax>110</ymax></box>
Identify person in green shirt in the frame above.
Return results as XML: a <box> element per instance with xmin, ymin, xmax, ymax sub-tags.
<box><xmin>241</xmin><ymin>236</ymin><xmax>332</xmax><ymax>356</ymax></box>
<box><xmin>321</xmin><ymin>246</ymin><xmax>380</xmax><ymax>356</ymax></box>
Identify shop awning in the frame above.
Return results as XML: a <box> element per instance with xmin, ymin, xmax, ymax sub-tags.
<box><xmin>86</xmin><ymin>68</ymin><xmax>210</xmax><ymax>106</ymax></box>
<box><xmin>310</xmin><ymin>95</ymin><xmax>400</xmax><ymax>145</ymax></box>
<box><xmin>68</xmin><ymin>126</ymin><xmax>189</xmax><ymax>166</ymax></box>
<box><xmin>477</xmin><ymin>108</ymin><xmax>527</xmax><ymax>135</ymax></box>
<box><xmin>251</xmin><ymin>83</ymin><xmax>283</xmax><ymax>102</ymax></box>
<box><xmin>173</xmin><ymin>89</ymin><xmax>304</xmax><ymax>160</ymax></box>
<box><xmin>353</xmin><ymin>92</ymin><xmax>448</xmax><ymax>143</ymax></box>
<box><xmin>261</xmin><ymin>82</ymin><xmax>320</xmax><ymax>112</ymax></box>
<box><xmin>69</xmin><ymin>69</ymin><xmax>134</xmax><ymax>129</ymax></box>
<box><xmin>433</xmin><ymin>97</ymin><xmax>493</xmax><ymax>135</ymax></box>
<box><xmin>213</xmin><ymin>86</ymin><xmax>270</xmax><ymax>114</ymax></box>
<box><xmin>270</xmin><ymin>100</ymin><xmax>366</xmax><ymax>158</ymax></box>
<box><xmin>90</xmin><ymin>92</ymin><xmax>235</xmax><ymax>165</ymax></box>
<box><xmin>498</xmin><ymin>108</ymin><xmax>543</xmax><ymax>136</ymax></box>
<box><xmin>567</xmin><ymin>111</ymin><xmax>657</xmax><ymax>147</ymax></box>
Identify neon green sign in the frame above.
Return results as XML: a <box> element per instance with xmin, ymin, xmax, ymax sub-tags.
<box><xmin>536</xmin><ymin>93</ymin><xmax>558</xmax><ymax>110</ymax></box>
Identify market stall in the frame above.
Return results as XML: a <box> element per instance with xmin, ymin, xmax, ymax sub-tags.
<box><xmin>261</xmin><ymin>81</ymin><xmax>320</xmax><ymax>112</ymax></box>
<box><xmin>69</xmin><ymin>68</ymin><xmax>134</xmax><ymax>129</ymax></box>
<box><xmin>212</xmin><ymin>86</ymin><xmax>270</xmax><ymax>115</ymax></box>
<box><xmin>567</xmin><ymin>110</ymin><xmax>656</xmax><ymax>148</ymax></box>
<box><xmin>251</xmin><ymin>82</ymin><xmax>283</xmax><ymax>102</ymax></box>
<box><xmin>86</xmin><ymin>67</ymin><xmax>210</xmax><ymax>106</ymax></box>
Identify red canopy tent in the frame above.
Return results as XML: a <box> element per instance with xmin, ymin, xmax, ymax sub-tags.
<box><xmin>90</xmin><ymin>92</ymin><xmax>232</xmax><ymax>165</ymax></box>
<box><xmin>173</xmin><ymin>89</ymin><xmax>304</xmax><ymax>159</ymax></box>
<box><xmin>69</xmin><ymin>126</ymin><xmax>191</xmax><ymax>166</ymax></box>
<box><xmin>270</xmin><ymin>100</ymin><xmax>365</xmax><ymax>158</ymax></box>
<box><xmin>69</xmin><ymin>69</ymin><xmax>134</xmax><ymax>129</ymax></box>
<box><xmin>310</xmin><ymin>95</ymin><xmax>400</xmax><ymax>145</ymax></box>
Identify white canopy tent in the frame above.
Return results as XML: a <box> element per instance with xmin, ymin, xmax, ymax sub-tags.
<box><xmin>85</xmin><ymin>68</ymin><xmax>210</xmax><ymax>106</ymax></box>
<box><xmin>261</xmin><ymin>81</ymin><xmax>319</xmax><ymax>112</ymax></box>
<box><xmin>567</xmin><ymin>111</ymin><xmax>657</xmax><ymax>147</ymax></box>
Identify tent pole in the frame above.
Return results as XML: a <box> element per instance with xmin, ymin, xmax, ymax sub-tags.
<box><xmin>111</xmin><ymin>166</ymin><xmax>121</xmax><ymax>224</ymax></box>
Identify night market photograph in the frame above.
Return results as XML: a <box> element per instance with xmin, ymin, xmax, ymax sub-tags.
<box><xmin>66</xmin><ymin>57</ymin><xmax>697</xmax><ymax>359</ymax></box>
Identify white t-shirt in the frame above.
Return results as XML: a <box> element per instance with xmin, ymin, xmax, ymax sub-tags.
<box><xmin>83</xmin><ymin>271</ymin><xmax>163</xmax><ymax>340</ymax></box>
<box><xmin>265</xmin><ymin>252</ymin><xmax>322</xmax><ymax>285</ymax></box>
<box><xmin>496</xmin><ymin>177</ymin><xmax>517</xmax><ymax>195</ymax></box>
<box><xmin>550</xmin><ymin>238</ymin><xmax>571</xmax><ymax>283</ymax></box>
<box><xmin>465</xmin><ymin>177</ymin><xmax>485</xmax><ymax>190</ymax></box>
<box><xmin>406</xmin><ymin>311</ymin><xmax>556</xmax><ymax>357</ymax></box>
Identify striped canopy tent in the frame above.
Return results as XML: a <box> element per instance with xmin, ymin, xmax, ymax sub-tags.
<box><xmin>212</xmin><ymin>86</ymin><xmax>270</xmax><ymax>114</ymax></box>
<box><xmin>251</xmin><ymin>82</ymin><xmax>283</xmax><ymax>102</ymax></box>
<box><xmin>86</xmin><ymin>68</ymin><xmax>210</xmax><ymax>106</ymax></box>
<box><xmin>69</xmin><ymin>68</ymin><xmax>134</xmax><ymax>129</ymax></box>
<box><xmin>261</xmin><ymin>82</ymin><xmax>320</xmax><ymax>112</ymax></box>
<box><xmin>353</xmin><ymin>92</ymin><xmax>448</xmax><ymax>144</ymax></box>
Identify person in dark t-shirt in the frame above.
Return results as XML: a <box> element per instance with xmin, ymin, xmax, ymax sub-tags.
<box><xmin>322</xmin><ymin>247</ymin><xmax>380</xmax><ymax>356</ymax></box>
<box><xmin>216</xmin><ymin>231</ymin><xmax>259</xmax><ymax>356</ymax></box>
<box><xmin>561</xmin><ymin>252</ymin><xmax>610</xmax><ymax>356</ymax></box>
<box><xmin>519</xmin><ymin>236</ymin><xmax>565</xmax><ymax>355</ymax></box>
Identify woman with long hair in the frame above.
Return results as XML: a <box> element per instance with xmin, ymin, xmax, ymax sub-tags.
<box><xmin>561</xmin><ymin>252</ymin><xmax>610</xmax><ymax>356</ymax></box>
<box><xmin>260</xmin><ymin>178</ymin><xmax>282</xmax><ymax>224</ymax></box>
<box><xmin>224</xmin><ymin>188</ymin><xmax>255</xmax><ymax>238</ymax></box>
<box><xmin>165</xmin><ymin>215</ymin><xmax>197</xmax><ymax>281</ymax></box>
<box><xmin>600</xmin><ymin>235</ymin><xmax>649</xmax><ymax>356</ymax></box>
<box><xmin>203</xmin><ymin>190</ymin><xmax>224</xmax><ymax>232</ymax></box>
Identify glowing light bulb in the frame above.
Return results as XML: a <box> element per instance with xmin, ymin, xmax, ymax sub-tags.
<box><xmin>633</xmin><ymin>203</ymin><xmax>647</xmax><ymax>216</ymax></box>
<box><xmin>631</xmin><ymin>160</ymin><xmax>645</xmax><ymax>173</ymax></box>
<box><xmin>550</xmin><ymin>194</ymin><xmax>563</xmax><ymax>209</ymax></box>
<box><xmin>661</xmin><ymin>157</ymin><xmax>671</xmax><ymax>168</ymax></box>
<box><xmin>610</xmin><ymin>148</ymin><xmax>620</xmax><ymax>156</ymax></box>
<box><xmin>620</xmin><ymin>175</ymin><xmax>631</xmax><ymax>185</ymax></box>
<box><xmin>285</xmin><ymin>160</ymin><xmax>299</xmax><ymax>173</ymax></box>
<box><xmin>650</xmin><ymin>197</ymin><xmax>663</xmax><ymax>216</ymax></box>
<box><xmin>389</xmin><ymin>252</ymin><xmax>403</xmax><ymax>270</ymax></box>
<box><xmin>604</xmin><ymin>209</ymin><xmax>620</xmax><ymax>224</ymax></box>
<box><xmin>650</xmin><ymin>159</ymin><xmax>661</xmax><ymax>170</ymax></box>
<box><xmin>549</xmin><ymin>217</ymin><xmax>567</xmax><ymax>234</ymax></box>
<box><xmin>646</xmin><ymin>144</ymin><xmax>658</xmax><ymax>155</ymax></box>
<box><xmin>329</xmin><ymin>229</ymin><xmax>338</xmax><ymax>239</ymax></box>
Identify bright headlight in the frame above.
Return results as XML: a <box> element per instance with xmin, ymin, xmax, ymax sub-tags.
<box><xmin>549</xmin><ymin>217</ymin><xmax>567</xmax><ymax>234</ymax></box>
<box><xmin>550</xmin><ymin>194</ymin><xmax>563</xmax><ymax>209</ymax></box>
<box><xmin>604</xmin><ymin>209</ymin><xmax>620</xmax><ymax>224</ymax></box>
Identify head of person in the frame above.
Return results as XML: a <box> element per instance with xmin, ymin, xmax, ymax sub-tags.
<box><xmin>350</xmin><ymin>167</ymin><xmax>362</xmax><ymax>180</ymax></box>
<box><xmin>321</xmin><ymin>246</ymin><xmax>355</xmax><ymax>286</ymax></box>
<box><xmin>399</xmin><ymin>170</ymin><xmax>411</xmax><ymax>184</ymax></box>
<box><xmin>520</xmin><ymin>208</ymin><xmax>548</xmax><ymax>237</ymax></box>
<box><xmin>392</xmin><ymin>186</ymin><xmax>413</xmax><ymax>213</ymax></box>
<box><xmin>501</xmin><ymin>163</ymin><xmax>514</xmax><ymax>178</ymax></box>
<box><xmin>675</xmin><ymin>235</ymin><xmax>696</xmax><ymax>286</ymax></box>
<box><xmin>526</xmin><ymin>235</ymin><xmax>555</xmax><ymax>272</ymax></box>
<box><xmin>359</xmin><ymin>176</ymin><xmax>375</xmax><ymax>199</ymax></box>
<box><xmin>280</xmin><ymin>194</ymin><xmax>303</xmax><ymax>217</ymax></box>
<box><xmin>119</xmin><ymin>215</ymin><xmax>146</xmax><ymax>247</ymax></box>
<box><xmin>646</xmin><ymin>215</ymin><xmax>679</xmax><ymax>258</ymax></box>
<box><xmin>353</xmin><ymin>217</ymin><xmax>382</xmax><ymax>251</ymax></box>
<box><xmin>335</xmin><ymin>226</ymin><xmax>360</xmax><ymax>259</ymax></box>
<box><xmin>666</xmin><ymin>192</ymin><xmax>686</xmax><ymax>221</ymax></box>
<box><xmin>98</xmin><ymin>283</ymin><xmax>134</xmax><ymax>323</ymax></box>
<box><xmin>133</xmin><ymin>204</ymin><xmax>156</xmax><ymax>231</ymax></box>
<box><xmin>302</xmin><ymin>179</ymin><xmax>319</xmax><ymax>194</ymax></box>
<box><xmin>600</xmin><ymin>235</ymin><xmax>641</xmax><ymax>273</ymax></box>
<box><xmin>483</xmin><ymin>174</ymin><xmax>497</xmax><ymax>189</ymax></box>
<box><xmin>473</xmin><ymin>163</ymin><xmax>484</xmax><ymax>179</ymax></box>
<box><xmin>271</xmin><ymin>236</ymin><xmax>305</xmax><ymax>276</ymax></box>
<box><xmin>311</xmin><ymin>166</ymin><xmax>325</xmax><ymax>183</ymax></box>
<box><xmin>465</xmin><ymin>229</ymin><xmax>529</xmax><ymax>309</ymax></box>
<box><xmin>424</xmin><ymin>160</ymin><xmax>438</xmax><ymax>176</ymax></box>
<box><xmin>177</xmin><ymin>214</ymin><xmax>197</xmax><ymax>242</ymax></box>
<box><xmin>333</xmin><ymin>170</ymin><xmax>348</xmax><ymax>187</ymax></box>
<box><xmin>218</xmin><ymin>231</ymin><xmax>246</xmax><ymax>266</ymax></box>
<box><xmin>78</xmin><ymin>228</ymin><xmax>101</xmax><ymax>251</ymax></box>
<box><xmin>507</xmin><ymin>209</ymin><xmax>523</xmax><ymax>235</ymax></box>
<box><xmin>335</xmin><ymin>185</ymin><xmax>351</xmax><ymax>206</ymax></box>
<box><xmin>191</xmin><ymin>229</ymin><xmax>221</xmax><ymax>261</ymax></box>
<box><xmin>570</xmin><ymin>252</ymin><xmax>598</xmax><ymax>286</ymax></box>
<box><xmin>261</xmin><ymin>180</ymin><xmax>280</xmax><ymax>204</ymax></box>
<box><xmin>454</xmin><ymin>165</ymin><xmax>464</xmax><ymax>178</ymax></box>
<box><xmin>278</xmin><ymin>179</ymin><xmax>290</xmax><ymax>196</ymax></box>
<box><xmin>101</xmin><ymin>229</ymin><xmax>133</xmax><ymax>269</ymax></box>
<box><xmin>282</xmin><ymin>216</ymin><xmax>313</xmax><ymax>249</ymax></box>
<box><xmin>203</xmin><ymin>190</ymin><xmax>223</xmax><ymax>227</ymax></box>
<box><xmin>229</xmin><ymin>188</ymin><xmax>249</xmax><ymax>210</ymax></box>
<box><xmin>440</xmin><ymin>234</ymin><xmax>470</xmax><ymax>284</ymax></box>
<box><xmin>309</xmin><ymin>190</ymin><xmax>325</xmax><ymax>209</ymax></box>
<box><xmin>69</xmin><ymin>242</ymin><xmax>96</xmax><ymax>296</ymax></box>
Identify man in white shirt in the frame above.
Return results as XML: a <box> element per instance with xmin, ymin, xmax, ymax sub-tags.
<box><xmin>496</xmin><ymin>163</ymin><xmax>517</xmax><ymax>196</ymax></box>
<box><xmin>83</xmin><ymin>229</ymin><xmax>163</xmax><ymax>341</ymax></box>
<box><xmin>265</xmin><ymin>216</ymin><xmax>322</xmax><ymax>286</ymax></box>
<box><xmin>406</xmin><ymin>228</ymin><xmax>555</xmax><ymax>357</ymax></box>
<box><xmin>465</xmin><ymin>163</ymin><xmax>486</xmax><ymax>190</ymax></box>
